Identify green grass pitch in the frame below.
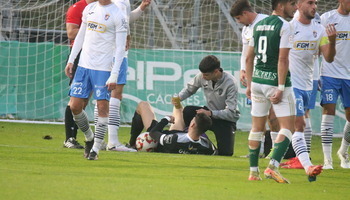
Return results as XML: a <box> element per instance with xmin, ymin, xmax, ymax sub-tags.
<box><xmin>0</xmin><ymin>122</ymin><xmax>349</xmax><ymax>200</ymax></box>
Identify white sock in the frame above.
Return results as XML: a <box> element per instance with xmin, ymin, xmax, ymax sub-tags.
<box><xmin>304</xmin><ymin>117</ymin><xmax>312</xmax><ymax>153</ymax></box>
<box><xmin>250</xmin><ymin>167</ymin><xmax>259</xmax><ymax>172</ymax></box>
<box><xmin>92</xmin><ymin>117</ymin><xmax>108</xmax><ymax>153</ymax></box>
<box><xmin>94</xmin><ymin>102</ymin><xmax>98</xmax><ymax>126</ymax></box>
<box><xmin>260</xmin><ymin>135</ymin><xmax>265</xmax><ymax>155</ymax></box>
<box><xmin>108</xmin><ymin>97</ymin><xmax>121</xmax><ymax>148</ymax></box>
<box><xmin>339</xmin><ymin>121</ymin><xmax>350</xmax><ymax>154</ymax></box>
<box><xmin>73</xmin><ymin>111</ymin><xmax>93</xmax><ymax>141</ymax></box>
<box><xmin>321</xmin><ymin>115</ymin><xmax>334</xmax><ymax>163</ymax></box>
<box><xmin>270</xmin><ymin>131</ymin><xmax>278</xmax><ymax>146</ymax></box>
<box><xmin>292</xmin><ymin>132</ymin><xmax>312</xmax><ymax>170</ymax></box>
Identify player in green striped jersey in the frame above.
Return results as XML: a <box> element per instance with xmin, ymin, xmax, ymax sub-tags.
<box><xmin>245</xmin><ymin>0</ymin><xmax>297</xmax><ymax>183</ymax></box>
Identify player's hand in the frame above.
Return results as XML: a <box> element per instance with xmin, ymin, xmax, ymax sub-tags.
<box><xmin>245</xmin><ymin>86</ymin><xmax>251</xmax><ymax>100</ymax></box>
<box><xmin>240</xmin><ymin>70</ymin><xmax>247</xmax><ymax>87</ymax></box>
<box><xmin>126</xmin><ymin>35</ymin><xmax>131</xmax><ymax>51</ymax></box>
<box><xmin>168</xmin><ymin>116</ymin><xmax>175</xmax><ymax>124</ymax></box>
<box><xmin>326</xmin><ymin>24</ymin><xmax>337</xmax><ymax>43</ymax></box>
<box><xmin>196</xmin><ymin>108</ymin><xmax>211</xmax><ymax>117</ymax></box>
<box><xmin>65</xmin><ymin>63</ymin><xmax>74</xmax><ymax>78</ymax></box>
<box><xmin>270</xmin><ymin>89</ymin><xmax>283</xmax><ymax>104</ymax></box>
<box><xmin>140</xmin><ymin>0</ymin><xmax>151</xmax><ymax>11</ymax></box>
<box><xmin>106</xmin><ymin>74</ymin><xmax>118</xmax><ymax>91</ymax></box>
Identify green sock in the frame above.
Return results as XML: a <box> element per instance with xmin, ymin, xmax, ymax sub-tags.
<box><xmin>249</xmin><ymin>144</ymin><xmax>261</xmax><ymax>167</ymax></box>
<box><xmin>271</xmin><ymin>137</ymin><xmax>290</xmax><ymax>163</ymax></box>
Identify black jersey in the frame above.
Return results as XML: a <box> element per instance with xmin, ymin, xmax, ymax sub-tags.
<box><xmin>149</xmin><ymin>118</ymin><xmax>217</xmax><ymax>155</ymax></box>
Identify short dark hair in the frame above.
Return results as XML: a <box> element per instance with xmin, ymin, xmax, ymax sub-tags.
<box><xmin>194</xmin><ymin>113</ymin><xmax>212</xmax><ymax>135</ymax></box>
<box><xmin>230</xmin><ymin>0</ymin><xmax>253</xmax><ymax>17</ymax></box>
<box><xmin>272</xmin><ymin>0</ymin><xmax>293</xmax><ymax>10</ymax></box>
<box><xmin>199</xmin><ymin>55</ymin><xmax>221</xmax><ymax>73</ymax></box>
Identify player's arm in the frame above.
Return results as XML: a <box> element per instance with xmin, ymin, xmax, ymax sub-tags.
<box><xmin>65</xmin><ymin>22</ymin><xmax>86</xmax><ymax>78</ymax></box>
<box><xmin>129</xmin><ymin>0</ymin><xmax>151</xmax><ymax>23</ymax></box>
<box><xmin>240</xmin><ymin>32</ymin><xmax>248</xmax><ymax>87</ymax></box>
<box><xmin>245</xmin><ymin>45</ymin><xmax>255</xmax><ymax>100</ymax></box>
<box><xmin>270</xmin><ymin>22</ymin><xmax>293</xmax><ymax>104</ymax></box>
<box><xmin>320</xmin><ymin>24</ymin><xmax>336</xmax><ymax>63</ymax></box>
<box><xmin>66</xmin><ymin>3</ymin><xmax>83</xmax><ymax>40</ymax></box>
<box><xmin>270</xmin><ymin>47</ymin><xmax>290</xmax><ymax>104</ymax></box>
<box><xmin>106</xmin><ymin>10</ymin><xmax>128</xmax><ymax>91</ymax></box>
<box><xmin>66</xmin><ymin>23</ymin><xmax>80</xmax><ymax>40</ymax></box>
<box><xmin>177</xmin><ymin>73</ymin><xmax>202</xmax><ymax>101</ymax></box>
<box><xmin>149</xmin><ymin>117</ymin><xmax>171</xmax><ymax>142</ymax></box>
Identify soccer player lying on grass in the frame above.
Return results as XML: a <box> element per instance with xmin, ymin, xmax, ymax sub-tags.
<box><xmin>127</xmin><ymin>101</ymin><xmax>217</xmax><ymax>155</ymax></box>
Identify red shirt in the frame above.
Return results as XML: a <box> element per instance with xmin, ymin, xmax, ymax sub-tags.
<box><xmin>66</xmin><ymin>0</ymin><xmax>88</xmax><ymax>46</ymax></box>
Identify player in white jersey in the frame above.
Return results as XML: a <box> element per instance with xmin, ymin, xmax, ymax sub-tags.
<box><xmin>93</xmin><ymin>0</ymin><xmax>151</xmax><ymax>152</ymax></box>
<box><xmin>283</xmin><ymin>0</ymin><xmax>337</xmax><ymax>181</ymax></box>
<box><xmin>320</xmin><ymin>0</ymin><xmax>350</xmax><ymax>169</ymax></box>
<box><xmin>280</xmin><ymin>10</ymin><xmax>323</xmax><ymax>169</ymax></box>
<box><xmin>230</xmin><ymin>0</ymin><xmax>280</xmax><ymax>161</ymax></box>
<box><xmin>65</xmin><ymin>0</ymin><xmax>128</xmax><ymax>160</ymax></box>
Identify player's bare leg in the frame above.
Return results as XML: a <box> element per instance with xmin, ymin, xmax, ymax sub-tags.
<box><xmin>128</xmin><ymin>101</ymin><xmax>157</xmax><ymax>147</ymax></box>
<box><xmin>169</xmin><ymin>106</ymin><xmax>185</xmax><ymax>131</ymax></box>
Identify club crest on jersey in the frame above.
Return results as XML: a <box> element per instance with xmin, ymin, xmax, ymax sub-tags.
<box><xmin>313</xmin><ymin>31</ymin><xmax>317</xmax><ymax>38</ymax></box>
<box><xmin>121</xmin><ymin>18</ymin><xmax>128</xmax><ymax>29</ymax></box>
<box><xmin>105</xmin><ymin>14</ymin><xmax>110</xmax><ymax>21</ymax></box>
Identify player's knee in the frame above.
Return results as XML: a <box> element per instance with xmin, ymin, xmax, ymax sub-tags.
<box><xmin>248</xmin><ymin>131</ymin><xmax>264</xmax><ymax>142</ymax></box>
<box><xmin>137</xmin><ymin>101</ymin><xmax>150</xmax><ymax>110</ymax></box>
<box><xmin>279</xmin><ymin>129</ymin><xmax>293</xmax><ymax>141</ymax></box>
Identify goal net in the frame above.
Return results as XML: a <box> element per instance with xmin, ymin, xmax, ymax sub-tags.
<box><xmin>0</xmin><ymin>0</ymin><xmax>345</xmax><ymax>132</ymax></box>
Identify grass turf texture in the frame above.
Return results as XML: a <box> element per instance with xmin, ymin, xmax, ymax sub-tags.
<box><xmin>0</xmin><ymin>122</ymin><xmax>349</xmax><ymax>200</ymax></box>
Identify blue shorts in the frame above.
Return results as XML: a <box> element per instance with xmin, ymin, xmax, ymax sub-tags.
<box><xmin>308</xmin><ymin>80</ymin><xmax>318</xmax><ymax>109</ymax></box>
<box><xmin>69</xmin><ymin>67</ymin><xmax>111</xmax><ymax>100</ymax></box>
<box><xmin>293</xmin><ymin>87</ymin><xmax>312</xmax><ymax>116</ymax></box>
<box><xmin>320</xmin><ymin>76</ymin><xmax>350</xmax><ymax>108</ymax></box>
<box><xmin>117</xmin><ymin>57</ymin><xmax>128</xmax><ymax>85</ymax></box>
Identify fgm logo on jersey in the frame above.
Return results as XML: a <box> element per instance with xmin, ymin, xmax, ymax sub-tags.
<box><xmin>313</xmin><ymin>31</ymin><xmax>317</xmax><ymax>38</ymax></box>
<box><xmin>105</xmin><ymin>14</ymin><xmax>110</xmax><ymax>21</ymax></box>
<box><xmin>87</xmin><ymin>21</ymin><xmax>106</xmax><ymax>33</ymax></box>
<box><xmin>294</xmin><ymin>41</ymin><xmax>317</xmax><ymax>50</ymax></box>
<box><xmin>337</xmin><ymin>31</ymin><xmax>349</xmax><ymax>40</ymax></box>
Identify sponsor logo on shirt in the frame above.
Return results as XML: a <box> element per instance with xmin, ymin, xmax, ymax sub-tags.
<box><xmin>294</xmin><ymin>41</ymin><xmax>317</xmax><ymax>50</ymax></box>
<box><xmin>294</xmin><ymin>31</ymin><xmax>300</xmax><ymax>35</ymax></box>
<box><xmin>87</xmin><ymin>21</ymin><xmax>106</xmax><ymax>33</ymax></box>
<box><xmin>313</xmin><ymin>31</ymin><xmax>317</xmax><ymax>38</ymax></box>
<box><xmin>337</xmin><ymin>31</ymin><xmax>350</xmax><ymax>40</ymax></box>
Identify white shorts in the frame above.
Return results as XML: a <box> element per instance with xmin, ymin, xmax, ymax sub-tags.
<box><xmin>251</xmin><ymin>82</ymin><xmax>296</xmax><ymax>117</ymax></box>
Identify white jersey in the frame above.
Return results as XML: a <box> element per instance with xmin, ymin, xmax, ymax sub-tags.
<box><xmin>320</xmin><ymin>9</ymin><xmax>350</xmax><ymax>80</ymax></box>
<box><xmin>68</xmin><ymin>2</ymin><xmax>128</xmax><ymax>73</ymax></box>
<box><xmin>241</xmin><ymin>14</ymin><xmax>268</xmax><ymax>70</ymax></box>
<box><xmin>289</xmin><ymin>18</ymin><xmax>327</xmax><ymax>90</ymax></box>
